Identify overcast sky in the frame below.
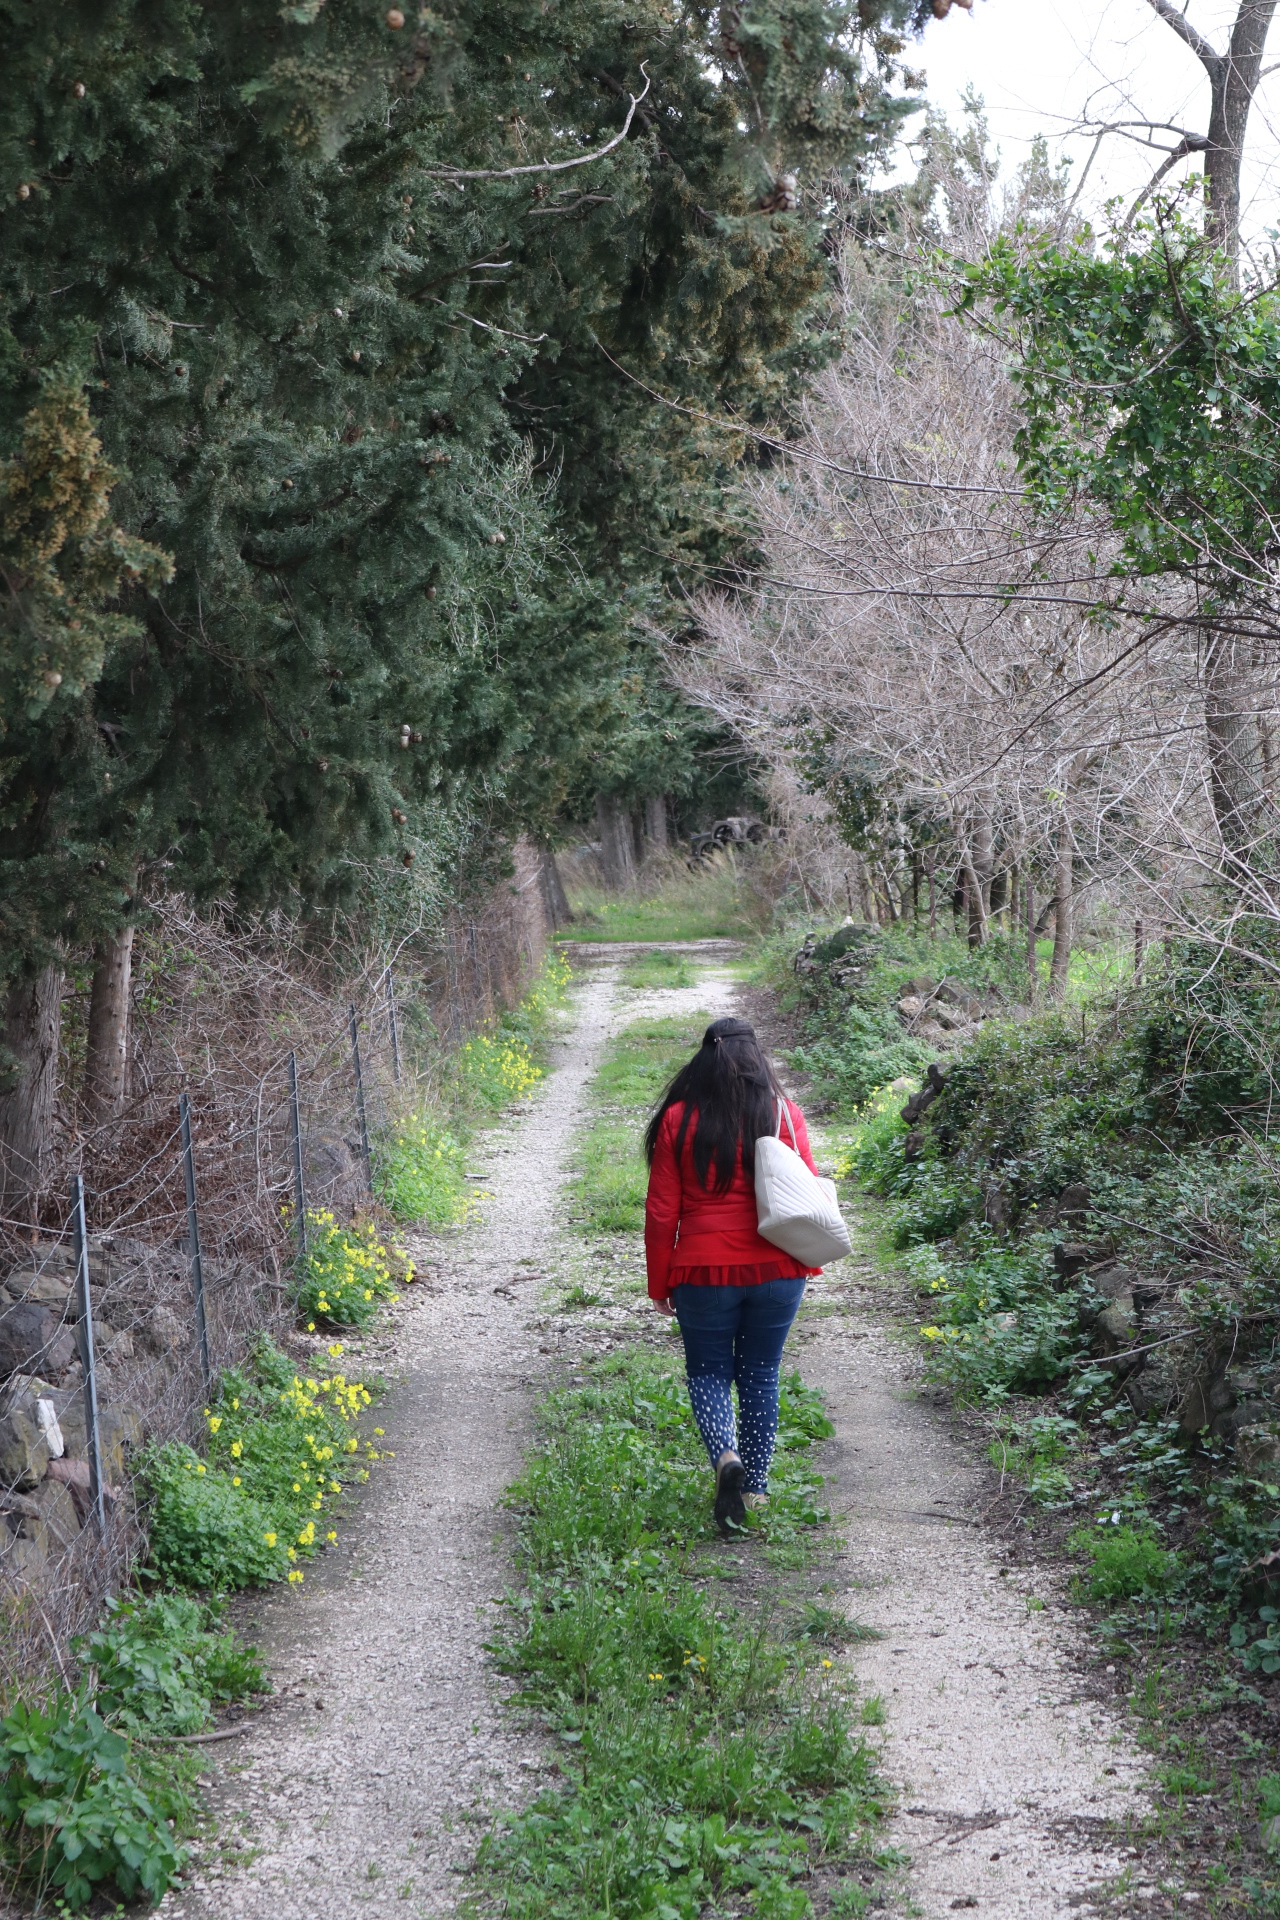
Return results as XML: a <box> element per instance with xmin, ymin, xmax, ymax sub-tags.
<box><xmin>891</xmin><ymin>0</ymin><xmax>1280</xmax><ymax>259</ymax></box>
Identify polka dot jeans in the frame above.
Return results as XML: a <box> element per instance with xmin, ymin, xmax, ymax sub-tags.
<box><xmin>670</xmin><ymin>1277</ymin><xmax>807</xmax><ymax>1494</ymax></box>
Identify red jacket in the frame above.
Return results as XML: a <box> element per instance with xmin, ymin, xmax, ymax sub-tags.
<box><xmin>644</xmin><ymin>1099</ymin><xmax>821</xmax><ymax>1300</ymax></box>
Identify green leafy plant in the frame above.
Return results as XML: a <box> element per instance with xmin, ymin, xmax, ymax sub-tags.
<box><xmin>79</xmin><ymin>1593</ymin><xmax>265</xmax><ymax>1738</ymax></box>
<box><xmin>0</xmin><ymin>1695</ymin><xmax>190</xmax><ymax>1909</ymax></box>
<box><xmin>142</xmin><ymin>1338</ymin><xmax>380</xmax><ymax>1590</ymax></box>
<box><xmin>375</xmin><ymin>1115</ymin><xmax>472</xmax><ymax>1225</ymax></box>
<box><xmin>294</xmin><ymin>1210</ymin><xmax>402</xmax><ymax>1329</ymax></box>
<box><xmin>1068</xmin><ymin>1521</ymin><xmax>1181</xmax><ymax>1603</ymax></box>
<box><xmin>620</xmin><ymin>949</ymin><xmax>697</xmax><ymax>990</ymax></box>
<box><xmin>479</xmin><ymin>1348</ymin><xmax>884</xmax><ymax>1920</ymax></box>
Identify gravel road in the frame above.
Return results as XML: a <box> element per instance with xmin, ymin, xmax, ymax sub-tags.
<box><xmin>159</xmin><ymin>947</ymin><xmax>1156</xmax><ymax>1920</ymax></box>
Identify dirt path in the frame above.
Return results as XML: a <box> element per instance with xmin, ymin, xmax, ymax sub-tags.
<box><xmin>160</xmin><ymin>966</ymin><xmax>625</xmax><ymax>1919</ymax></box>
<box><xmin>798</xmin><ymin>1243</ymin><xmax>1154</xmax><ymax>1917</ymax></box>
<box><xmin>161</xmin><ymin>948</ymin><xmax>1156</xmax><ymax>1920</ymax></box>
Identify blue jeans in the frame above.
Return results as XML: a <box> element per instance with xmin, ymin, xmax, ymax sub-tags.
<box><xmin>671</xmin><ymin>1277</ymin><xmax>807</xmax><ymax>1493</ymax></box>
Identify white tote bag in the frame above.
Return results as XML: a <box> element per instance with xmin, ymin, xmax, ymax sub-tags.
<box><xmin>754</xmin><ymin>1101</ymin><xmax>851</xmax><ymax>1267</ymax></box>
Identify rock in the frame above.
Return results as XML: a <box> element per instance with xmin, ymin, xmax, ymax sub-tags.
<box><xmin>903</xmin><ymin>1128</ymin><xmax>924</xmax><ymax>1160</ymax></box>
<box><xmin>0</xmin><ymin>1532</ymin><xmax>48</xmax><ymax>1584</ymax></box>
<box><xmin>1236</xmin><ymin>1424</ymin><xmax>1280</xmax><ymax>1476</ymax></box>
<box><xmin>0</xmin><ymin>1301</ymin><xmax>77</xmax><ymax>1380</ymax></box>
<box><xmin>143</xmin><ymin>1305</ymin><xmax>184</xmax><ymax>1355</ymax></box>
<box><xmin>3</xmin><ymin>1267</ymin><xmax>72</xmax><ymax>1309</ymax></box>
<box><xmin>1053</xmin><ymin>1183</ymin><xmax>1091</xmax><ymax>1225</ymax></box>
<box><xmin>935</xmin><ymin>976</ymin><xmax>983</xmax><ymax>1018</ymax></box>
<box><xmin>897</xmin><ymin>995</ymin><xmax>925</xmax><ymax>1021</ymax></box>
<box><xmin>1093</xmin><ymin>1304</ymin><xmax>1136</xmax><ymax>1354</ymax></box>
<box><xmin>22</xmin><ymin>1477</ymin><xmax>81</xmax><ymax>1554</ymax></box>
<box><xmin>933</xmin><ymin>1005</ymin><xmax>969</xmax><ymax>1033</ymax></box>
<box><xmin>1088</xmin><ymin>1262</ymin><xmax>1138</xmax><ymax>1303</ymax></box>
<box><xmin>53</xmin><ymin>1397</ymin><xmax>142</xmax><ymax>1481</ymax></box>
<box><xmin>1125</xmin><ymin>1347</ymin><xmax>1184</xmax><ymax>1417</ymax></box>
<box><xmin>907</xmin><ymin>976</ymin><xmax>938</xmax><ymax>998</ymax></box>
<box><xmin>1260</xmin><ymin>1813</ymin><xmax>1280</xmax><ymax>1854</ymax></box>
<box><xmin>0</xmin><ymin>1405</ymin><xmax>50</xmax><ymax>1488</ymax></box>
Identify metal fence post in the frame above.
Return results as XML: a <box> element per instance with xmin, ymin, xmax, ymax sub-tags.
<box><xmin>287</xmin><ymin>1051</ymin><xmax>308</xmax><ymax>1258</ymax></box>
<box><xmin>385</xmin><ymin>967</ymin><xmax>402</xmax><ymax>1084</ymax></box>
<box><xmin>71</xmin><ymin>1176</ymin><xmax>107</xmax><ymax>1534</ymax></box>
<box><xmin>179</xmin><ymin>1093</ymin><xmax>213</xmax><ymax>1395</ymax></box>
<box><xmin>348</xmin><ymin>1005</ymin><xmax>373</xmax><ymax>1196</ymax></box>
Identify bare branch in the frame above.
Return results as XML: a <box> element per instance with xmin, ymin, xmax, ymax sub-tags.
<box><xmin>1145</xmin><ymin>0</ymin><xmax>1223</xmax><ymax>77</ymax></box>
<box><xmin>427</xmin><ymin>69</ymin><xmax>650</xmax><ymax>181</ymax></box>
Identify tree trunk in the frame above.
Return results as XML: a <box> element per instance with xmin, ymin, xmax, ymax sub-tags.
<box><xmin>594</xmin><ymin>792</ymin><xmax>637</xmax><ymax>889</ymax></box>
<box><xmin>964</xmin><ymin>858</ymin><xmax>987</xmax><ymax>947</ymax></box>
<box><xmin>642</xmin><ymin>795</ymin><xmax>670</xmax><ymax>852</ymax></box>
<box><xmin>1049</xmin><ymin>825</ymin><xmax>1074</xmax><ymax>998</ymax></box>
<box><xmin>927</xmin><ymin>850</ymin><xmax>938</xmax><ymax>937</ymax></box>
<box><xmin>0</xmin><ymin>966</ymin><xmax>62</xmax><ymax>1231</ymax></box>
<box><xmin>1205</xmin><ymin>0</ymin><xmax>1277</xmax><ymax>271</ymax></box>
<box><xmin>972</xmin><ymin>811</ymin><xmax>994</xmax><ymax>918</ymax></box>
<box><xmin>538</xmin><ymin>844</ymin><xmax>573</xmax><ymax>929</ymax></box>
<box><xmin>1026</xmin><ymin>878</ymin><xmax>1037</xmax><ymax>996</ymax></box>
<box><xmin>1203</xmin><ymin>631</ymin><xmax>1265</xmax><ymax>854</ymax></box>
<box><xmin>84</xmin><ymin>926</ymin><xmax>136</xmax><ymax>1122</ymax></box>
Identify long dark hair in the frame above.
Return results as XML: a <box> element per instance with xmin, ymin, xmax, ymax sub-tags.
<box><xmin>643</xmin><ymin>1017</ymin><xmax>784</xmax><ymax>1193</ymax></box>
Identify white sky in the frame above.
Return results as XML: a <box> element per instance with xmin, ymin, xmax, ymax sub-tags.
<box><xmin>890</xmin><ymin>0</ymin><xmax>1280</xmax><ymax>259</ymax></box>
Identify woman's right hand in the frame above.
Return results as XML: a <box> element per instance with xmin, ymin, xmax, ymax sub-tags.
<box><xmin>652</xmin><ymin>1296</ymin><xmax>675</xmax><ymax>1318</ymax></box>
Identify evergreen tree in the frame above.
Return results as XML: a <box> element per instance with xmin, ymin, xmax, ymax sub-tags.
<box><xmin>0</xmin><ymin>0</ymin><xmax>932</xmax><ymax>1207</ymax></box>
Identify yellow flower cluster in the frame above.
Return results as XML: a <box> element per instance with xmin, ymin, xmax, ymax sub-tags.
<box><xmin>458</xmin><ymin>1030</ymin><xmax>543</xmax><ymax>1103</ymax></box>
<box><xmin>299</xmin><ymin>1209</ymin><xmax>403</xmax><ymax>1325</ymax></box>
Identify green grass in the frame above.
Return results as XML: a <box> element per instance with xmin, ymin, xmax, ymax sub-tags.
<box><xmin>563</xmin><ymin>868</ymin><xmax>756</xmax><ymax>943</ymax></box>
<box><xmin>619</xmin><ymin>949</ymin><xmax>698</xmax><ymax>990</ymax></box>
<box><xmin>478</xmin><ymin>1348</ymin><xmax>884</xmax><ymax>1920</ymax></box>
<box><xmin>567</xmin><ymin>1015</ymin><xmax>707</xmax><ymax>1234</ymax></box>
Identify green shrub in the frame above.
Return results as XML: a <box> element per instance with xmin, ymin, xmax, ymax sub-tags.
<box><xmin>0</xmin><ymin>1695</ymin><xmax>190</xmax><ymax>1909</ymax></box>
<box><xmin>80</xmin><ymin>1593</ymin><xmax>265</xmax><ymax>1737</ymax></box>
<box><xmin>915</xmin><ymin>1242</ymin><xmax>1079</xmax><ymax>1398</ymax></box>
<box><xmin>375</xmin><ymin>1115</ymin><xmax>471</xmax><ymax>1225</ymax></box>
<box><xmin>1068</xmin><ymin>1520</ymin><xmax>1181</xmax><ymax>1601</ymax></box>
<box><xmin>142</xmin><ymin>1443</ymin><xmax>292</xmax><ymax>1589</ymax></box>
<box><xmin>294</xmin><ymin>1209</ymin><xmax>402</xmax><ymax>1328</ymax></box>
<box><xmin>143</xmin><ymin>1338</ymin><xmax>379</xmax><ymax>1590</ymax></box>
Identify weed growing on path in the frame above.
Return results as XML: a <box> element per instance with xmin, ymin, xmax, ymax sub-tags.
<box><xmin>567</xmin><ymin>1016</ymin><xmax>706</xmax><ymax>1235</ymax></box>
<box><xmin>619</xmin><ymin>949</ymin><xmax>698</xmax><ymax>990</ymax></box>
<box><xmin>563</xmin><ymin>869</ymin><xmax>755</xmax><ymax>943</ymax></box>
<box><xmin>479</xmin><ymin>1348</ymin><xmax>884</xmax><ymax>1920</ymax></box>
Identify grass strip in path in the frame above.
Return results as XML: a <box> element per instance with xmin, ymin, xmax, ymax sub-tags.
<box><xmin>477</xmin><ymin>1347</ymin><xmax>890</xmax><ymax>1920</ymax></box>
<box><xmin>566</xmin><ymin>1014</ymin><xmax>707</xmax><ymax>1236</ymax></box>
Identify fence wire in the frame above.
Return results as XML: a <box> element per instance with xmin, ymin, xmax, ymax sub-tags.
<box><xmin>0</xmin><ymin>863</ymin><xmax>553</xmax><ymax>1699</ymax></box>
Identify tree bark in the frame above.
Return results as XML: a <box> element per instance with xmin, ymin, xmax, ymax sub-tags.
<box><xmin>594</xmin><ymin>791</ymin><xmax>637</xmax><ymax>889</ymax></box>
<box><xmin>1205</xmin><ymin>0</ymin><xmax>1277</xmax><ymax>270</ymax></box>
<box><xmin>642</xmin><ymin>795</ymin><xmax>670</xmax><ymax>852</ymax></box>
<box><xmin>84</xmin><ymin>925</ymin><xmax>136</xmax><ymax>1122</ymax></box>
<box><xmin>1203</xmin><ymin>630</ymin><xmax>1265</xmax><ymax>853</ymax></box>
<box><xmin>1026</xmin><ymin>878</ymin><xmax>1037</xmax><ymax>996</ymax></box>
<box><xmin>0</xmin><ymin>966</ymin><xmax>62</xmax><ymax>1230</ymax></box>
<box><xmin>964</xmin><ymin>857</ymin><xmax>987</xmax><ymax>947</ymax></box>
<box><xmin>1049</xmin><ymin>824</ymin><xmax>1074</xmax><ymax>998</ymax></box>
<box><xmin>538</xmin><ymin>844</ymin><xmax>573</xmax><ymax>929</ymax></box>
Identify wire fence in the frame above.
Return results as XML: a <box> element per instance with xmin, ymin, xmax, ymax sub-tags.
<box><xmin>0</xmin><ymin>846</ymin><xmax>556</xmax><ymax>1698</ymax></box>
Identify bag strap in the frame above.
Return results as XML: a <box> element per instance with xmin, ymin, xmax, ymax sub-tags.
<box><xmin>775</xmin><ymin>1097</ymin><xmax>799</xmax><ymax>1150</ymax></box>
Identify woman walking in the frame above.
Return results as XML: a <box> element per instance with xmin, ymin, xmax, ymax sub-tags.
<box><xmin>644</xmin><ymin>1016</ymin><xmax>822</xmax><ymax>1534</ymax></box>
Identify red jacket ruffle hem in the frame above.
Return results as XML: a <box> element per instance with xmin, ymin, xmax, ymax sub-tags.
<box><xmin>644</xmin><ymin>1099</ymin><xmax>822</xmax><ymax>1301</ymax></box>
